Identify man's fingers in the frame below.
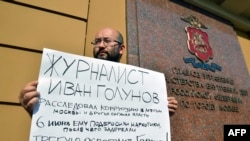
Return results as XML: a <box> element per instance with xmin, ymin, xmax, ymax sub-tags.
<box><xmin>26</xmin><ymin>96</ymin><xmax>39</xmax><ymax>114</ymax></box>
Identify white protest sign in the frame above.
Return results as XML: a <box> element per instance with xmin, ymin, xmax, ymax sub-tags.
<box><xmin>29</xmin><ymin>48</ymin><xmax>171</xmax><ymax>141</ymax></box>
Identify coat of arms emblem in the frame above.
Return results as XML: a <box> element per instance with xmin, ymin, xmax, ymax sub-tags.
<box><xmin>182</xmin><ymin>15</ymin><xmax>212</xmax><ymax>62</ymax></box>
<box><xmin>181</xmin><ymin>15</ymin><xmax>221</xmax><ymax>72</ymax></box>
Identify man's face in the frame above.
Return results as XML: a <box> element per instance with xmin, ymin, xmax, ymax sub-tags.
<box><xmin>92</xmin><ymin>29</ymin><xmax>124</xmax><ymax>62</ymax></box>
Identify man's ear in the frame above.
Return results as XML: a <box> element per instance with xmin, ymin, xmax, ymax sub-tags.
<box><xmin>119</xmin><ymin>44</ymin><xmax>126</xmax><ymax>55</ymax></box>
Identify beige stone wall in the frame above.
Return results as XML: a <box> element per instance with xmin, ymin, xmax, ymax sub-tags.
<box><xmin>237</xmin><ymin>31</ymin><xmax>250</xmax><ymax>75</ymax></box>
<box><xmin>0</xmin><ymin>0</ymin><xmax>126</xmax><ymax>140</ymax></box>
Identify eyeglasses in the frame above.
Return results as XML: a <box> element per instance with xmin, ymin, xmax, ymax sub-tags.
<box><xmin>91</xmin><ymin>38</ymin><xmax>122</xmax><ymax>46</ymax></box>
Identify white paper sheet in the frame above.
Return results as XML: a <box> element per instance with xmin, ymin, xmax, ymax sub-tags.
<box><xmin>29</xmin><ymin>48</ymin><xmax>171</xmax><ymax>141</ymax></box>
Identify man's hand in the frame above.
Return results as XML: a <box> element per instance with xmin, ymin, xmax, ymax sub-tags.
<box><xmin>19</xmin><ymin>80</ymin><xmax>40</xmax><ymax>116</ymax></box>
<box><xmin>167</xmin><ymin>97</ymin><xmax>178</xmax><ymax>116</ymax></box>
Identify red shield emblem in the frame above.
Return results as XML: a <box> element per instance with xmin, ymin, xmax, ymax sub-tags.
<box><xmin>185</xmin><ymin>27</ymin><xmax>213</xmax><ymax>62</ymax></box>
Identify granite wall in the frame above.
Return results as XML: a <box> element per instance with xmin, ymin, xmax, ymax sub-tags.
<box><xmin>126</xmin><ymin>0</ymin><xmax>250</xmax><ymax>141</ymax></box>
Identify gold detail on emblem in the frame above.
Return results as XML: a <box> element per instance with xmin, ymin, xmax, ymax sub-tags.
<box><xmin>181</xmin><ymin>15</ymin><xmax>207</xmax><ymax>29</ymax></box>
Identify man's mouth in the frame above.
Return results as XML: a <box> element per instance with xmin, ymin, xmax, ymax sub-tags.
<box><xmin>98</xmin><ymin>50</ymin><xmax>107</xmax><ymax>55</ymax></box>
<box><xmin>97</xmin><ymin>51</ymin><xmax>108</xmax><ymax>58</ymax></box>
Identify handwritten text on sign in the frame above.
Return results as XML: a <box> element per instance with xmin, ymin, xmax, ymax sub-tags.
<box><xmin>29</xmin><ymin>48</ymin><xmax>170</xmax><ymax>141</ymax></box>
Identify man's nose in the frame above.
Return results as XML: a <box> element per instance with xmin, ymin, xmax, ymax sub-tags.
<box><xmin>98</xmin><ymin>40</ymin><xmax>106</xmax><ymax>47</ymax></box>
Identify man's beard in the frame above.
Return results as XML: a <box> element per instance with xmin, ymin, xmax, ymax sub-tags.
<box><xmin>94</xmin><ymin>51</ymin><xmax>120</xmax><ymax>62</ymax></box>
